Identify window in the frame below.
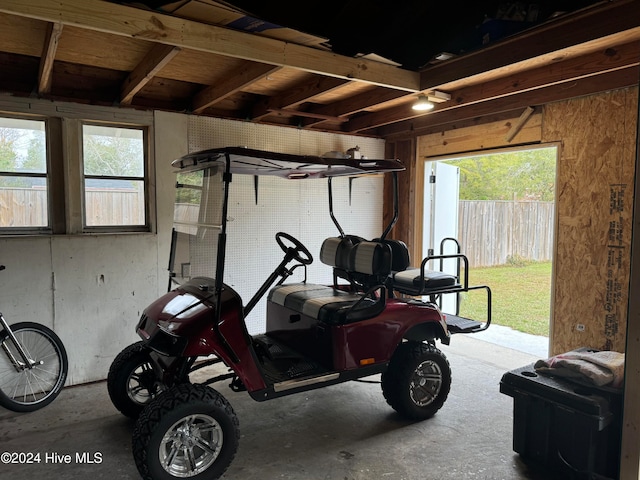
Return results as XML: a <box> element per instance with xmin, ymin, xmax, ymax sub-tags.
<box><xmin>82</xmin><ymin>124</ymin><xmax>148</xmax><ymax>229</ymax></box>
<box><xmin>0</xmin><ymin>98</ymin><xmax>154</xmax><ymax>236</ymax></box>
<box><xmin>0</xmin><ymin>116</ymin><xmax>48</xmax><ymax>230</ymax></box>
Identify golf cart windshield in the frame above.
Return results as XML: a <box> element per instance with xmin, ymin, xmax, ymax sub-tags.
<box><xmin>168</xmin><ymin>147</ymin><xmax>404</xmax><ymax>287</ymax></box>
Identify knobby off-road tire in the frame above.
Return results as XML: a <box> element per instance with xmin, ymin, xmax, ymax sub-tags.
<box><xmin>381</xmin><ymin>341</ymin><xmax>451</xmax><ymax>420</ymax></box>
<box><xmin>132</xmin><ymin>383</ymin><xmax>240</xmax><ymax>480</ymax></box>
<box><xmin>107</xmin><ymin>341</ymin><xmax>165</xmax><ymax>419</ymax></box>
<box><xmin>0</xmin><ymin>322</ymin><xmax>68</xmax><ymax>412</ymax></box>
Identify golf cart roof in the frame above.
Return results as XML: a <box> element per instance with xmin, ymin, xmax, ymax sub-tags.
<box><xmin>172</xmin><ymin>146</ymin><xmax>405</xmax><ymax>178</ymax></box>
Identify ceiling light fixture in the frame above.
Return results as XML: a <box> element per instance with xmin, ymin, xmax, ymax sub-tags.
<box><xmin>412</xmin><ymin>94</ymin><xmax>435</xmax><ymax>111</ymax></box>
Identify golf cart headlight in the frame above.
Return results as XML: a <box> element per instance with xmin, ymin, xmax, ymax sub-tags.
<box><xmin>158</xmin><ymin>319</ymin><xmax>178</xmax><ymax>333</ymax></box>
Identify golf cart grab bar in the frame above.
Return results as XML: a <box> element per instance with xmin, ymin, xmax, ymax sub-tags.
<box><xmin>327</xmin><ymin>171</ymin><xmax>400</xmax><ymax>240</ymax></box>
<box><xmin>417</xmin><ymin>253</ymin><xmax>470</xmax><ymax>293</ymax></box>
<box><xmin>344</xmin><ymin>284</ymin><xmax>387</xmax><ymax>322</ymax></box>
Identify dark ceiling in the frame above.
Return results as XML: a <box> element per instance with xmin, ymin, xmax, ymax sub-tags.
<box><xmin>139</xmin><ymin>0</ymin><xmax>603</xmax><ymax>69</ymax></box>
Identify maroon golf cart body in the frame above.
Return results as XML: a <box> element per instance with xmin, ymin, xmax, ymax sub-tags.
<box><xmin>108</xmin><ymin>147</ymin><xmax>491</xmax><ymax>480</ymax></box>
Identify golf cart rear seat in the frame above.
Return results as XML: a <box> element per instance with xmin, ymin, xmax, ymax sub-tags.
<box><xmin>268</xmin><ymin>236</ymin><xmax>391</xmax><ymax>325</ymax></box>
<box><xmin>379</xmin><ymin>239</ymin><xmax>461</xmax><ymax>296</ymax></box>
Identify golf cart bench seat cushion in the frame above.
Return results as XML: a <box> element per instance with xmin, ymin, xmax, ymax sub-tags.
<box><xmin>392</xmin><ymin>268</ymin><xmax>458</xmax><ymax>292</ymax></box>
<box><xmin>267</xmin><ymin>236</ymin><xmax>390</xmax><ymax>325</ymax></box>
<box><xmin>319</xmin><ymin>236</ymin><xmax>391</xmax><ymax>276</ymax></box>
<box><xmin>268</xmin><ymin>283</ymin><xmax>382</xmax><ymax>325</ymax></box>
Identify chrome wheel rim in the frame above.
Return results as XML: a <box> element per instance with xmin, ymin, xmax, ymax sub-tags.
<box><xmin>159</xmin><ymin>414</ymin><xmax>223</xmax><ymax>477</ymax></box>
<box><xmin>409</xmin><ymin>360</ymin><xmax>442</xmax><ymax>407</ymax></box>
<box><xmin>127</xmin><ymin>361</ymin><xmax>162</xmax><ymax>405</ymax></box>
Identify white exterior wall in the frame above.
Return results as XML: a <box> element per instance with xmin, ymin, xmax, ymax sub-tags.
<box><xmin>0</xmin><ymin>105</ymin><xmax>385</xmax><ymax>385</ymax></box>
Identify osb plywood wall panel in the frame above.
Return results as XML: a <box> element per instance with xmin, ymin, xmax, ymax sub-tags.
<box><xmin>543</xmin><ymin>87</ymin><xmax>638</xmax><ymax>354</ymax></box>
<box><xmin>418</xmin><ymin>113</ymin><xmax>542</xmax><ymax>158</ymax></box>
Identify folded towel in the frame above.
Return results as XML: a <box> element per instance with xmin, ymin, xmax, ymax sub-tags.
<box><xmin>534</xmin><ymin>350</ymin><xmax>624</xmax><ymax>388</ymax></box>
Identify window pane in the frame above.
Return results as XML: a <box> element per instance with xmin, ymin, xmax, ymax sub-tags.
<box><xmin>0</xmin><ymin>117</ymin><xmax>48</xmax><ymax>229</ymax></box>
<box><xmin>0</xmin><ymin>118</ymin><xmax>47</xmax><ymax>174</ymax></box>
<box><xmin>82</xmin><ymin>124</ymin><xmax>146</xmax><ymax>229</ymax></box>
<box><xmin>85</xmin><ymin>178</ymin><xmax>145</xmax><ymax>226</ymax></box>
<box><xmin>83</xmin><ymin>125</ymin><xmax>144</xmax><ymax>177</ymax></box>
<box><xmin>0</xmin><ymin>177</ymin><xmax>48</xmax><ymax>227</ymax></box>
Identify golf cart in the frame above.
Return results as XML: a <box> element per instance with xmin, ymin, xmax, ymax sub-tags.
<box><xmin>107</xmin><ymin>147</ymin><xmax>491</xmax><ymax>480</ymax></box>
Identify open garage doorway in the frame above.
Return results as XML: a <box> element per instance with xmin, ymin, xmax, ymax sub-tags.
<box><xmin>425</xmin><ymin>145</ymin><xmax>558</xmax><ymax>356</ymax></box>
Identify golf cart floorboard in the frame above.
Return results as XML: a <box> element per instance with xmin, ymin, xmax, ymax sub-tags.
<box><xmin>445</xmin><ymin>314</ymin><xmax>484</xmax><ymax>333</ymax></box>
<box><xmin>253</xmin><ymin>334</ymin><xmax>330</xmax><ymax>385</ymax></box>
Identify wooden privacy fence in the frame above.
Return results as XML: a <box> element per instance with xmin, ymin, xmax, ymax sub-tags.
<box><xmin>457</xmin><ymin>200</ymin><xmax>555</xmax><ymax>267</ymax></box>
<box><xmin>0</xmin><ymin>188</ymin><xmax>48</xmax><ymax>227</ymax></box>
<box><xmin>0</xmin><ymin>188</ymin><xmax>144</xmax><ymax>227</ymax></box>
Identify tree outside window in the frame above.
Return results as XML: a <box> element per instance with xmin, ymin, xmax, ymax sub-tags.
<box><xmin>0</xmin><ymin>118</ymin><xmax>48</xmax><ymax>229</ymax></box>
<box><xmin>82</xmin><ymin>124</ymin><xmax>147</xmax><ymax>228</ymax></box>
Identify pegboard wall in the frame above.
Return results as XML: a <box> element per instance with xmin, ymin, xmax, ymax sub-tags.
<box><xmin>188</xmin><ymin>117</ymin><xmax>386</xmax><ymax>333</ymax></box>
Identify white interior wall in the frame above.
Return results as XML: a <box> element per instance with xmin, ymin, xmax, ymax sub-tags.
<box><xmin>0</xmin><ymin>104</ymin><xmax>385</xmax><ymax>385</ymax></box>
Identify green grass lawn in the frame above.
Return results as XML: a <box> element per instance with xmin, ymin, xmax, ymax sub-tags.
<box><xmin>454</xmin><ymin>261</ymin><xmax>552</xmax><ymax>337</ymax></box>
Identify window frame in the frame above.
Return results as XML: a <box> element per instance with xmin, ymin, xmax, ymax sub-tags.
<box><xmin>80</xmin><ymin>121</ymin><xmax>151</xmax><ymax>233</ymax></box>
<box><xmin>0</xmin><ymin>113</ymin><xmax>52</xmax><ymax>234</ymax></box>
<box><xmin>0</xmin><ymin>97</ymin><xmax>155</xmax><ymax>237</ymax></box>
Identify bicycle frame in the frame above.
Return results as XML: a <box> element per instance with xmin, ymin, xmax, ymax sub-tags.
<box><xmin>0</xmin><ymin>313</ymin><xmax>41</xmax><ymax>371</ymax></box>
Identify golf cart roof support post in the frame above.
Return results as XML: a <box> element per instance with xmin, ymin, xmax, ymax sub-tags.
<box><xmin>328</xmin><ymin>177</ymin><xmax>346</xmax><ymax>237</ymax></box>
<box><xmin>380</xmin><ymin>171</ymin><xmax>399</xmax><ymax>241</ymax></box>
<box><xmin>214</xmin><ymin>153</ymin><xmax>240</xmax><ymax>363</ymax></box>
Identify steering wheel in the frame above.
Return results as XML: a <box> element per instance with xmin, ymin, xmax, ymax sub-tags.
<box><xmin>275</xmin><ymin>232</ymin><xmax>313</xmax><ymax>265</ymax></box>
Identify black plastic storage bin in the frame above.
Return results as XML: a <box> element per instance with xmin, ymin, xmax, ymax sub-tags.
<box><xmin>500</xmin><ymin>362</ymin><xmax>622</xmax><ymax>480</ymax></box>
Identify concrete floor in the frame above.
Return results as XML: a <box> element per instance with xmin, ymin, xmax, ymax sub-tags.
<box><xmin>0</xmin><ymin>335</ymin><xmax>561</xmax><ymax>480</ymax></box>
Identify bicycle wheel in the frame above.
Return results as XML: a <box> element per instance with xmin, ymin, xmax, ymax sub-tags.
<box><xmin>0</xmin><ymin>322</ymin><xmax>68</xmax><ymax>412</ymax></box>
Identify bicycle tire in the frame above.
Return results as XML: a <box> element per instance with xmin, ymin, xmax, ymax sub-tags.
<box><xmin>0</xmin><ymin>322</ymin><xmax>68</xmax><ymax>412</ymax></box>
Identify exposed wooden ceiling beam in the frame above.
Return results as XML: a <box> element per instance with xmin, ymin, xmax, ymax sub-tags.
<box><xmin>251</xmin><ymin>76</ymin><xmax>348</xmax><ymax>120</ymax></box>
<box><xmin>346</xmin><ymin>41</ymin><xmax>640</xmax><ymax>133</ymax></box>
<box><xmin>268</xmin><ymin>108</ymin><xmax>347</xmax><ymax>123</ymax></box>
<box><xmin>378</xmin><ymin>65</ymin><xmax>639</xmax><ymax>138</ymax></box>
<box><xmin>419</xmin><ymin>0</ymin><xmax>640</xmax><ymax>91</ymax></box>
<box><xmin>447</xmin><ymin>41</ymin><xmax>640</xmax><ymax>108</ymax></box>
<box><xmin>0</xmin><ymin>0</ymin><xmax>420</xmax><ymax>92</ymax></box>
<box><xmin>302</xmin><ymin>87</ymin><xmax>410</xmax><ymax>128</ymax></box>
<box><xmin>121</xmin><ymin>43</ymin><xmax>181</xmax><ymax>105</ymax></box>
<box><xmin>37</xmin><ymin>22</ymin><xmax>62</xmax><ymax>95</ymax></box>
<box><xmin>192</xmin><ymin>63</ymin><xmax>281</xmax><ymax>114</ymax></box>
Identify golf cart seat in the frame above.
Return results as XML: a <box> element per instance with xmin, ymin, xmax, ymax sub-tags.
<box><xmin>379</xmin><ymin>239</ymin><xmax>460</xmax><ymax>296</ymax></box>
<box><xmin>268</xmin><ymin>236</ymin><xmax>391</xmax><ymax>325</ymax></box>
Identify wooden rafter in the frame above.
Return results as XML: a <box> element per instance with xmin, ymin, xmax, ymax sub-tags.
<box><xmin>418</xmin><ymin>0</ymin><xmax>640</xmax><ymax>91</ymax></box>
<box><xmin>447</xmin><ymin>41</ymin><xmax>640</xmax><ymax>107</ymax></box>
<box><xmin>303</xmin><ymin>87</ymin><xmax>410</xmax><ymax>128</ymax></box>
<box><xmin>37</xmin><ymin>21</ymin><xmax>62</xmax><ymax>95</ymax></box>
<box><xmin>192</xmin><ymin>63</ymin><xmax>281</xmax><ymax>114</ymax></box>
<box><xmin>379</xmin><ymin>65</ymin><xmax>639</xmax><ymax>137</ymax></box>
<box><xmin>251</xmin><ymin>76</ymin><xmax>348</xmax><ymax>120</ymax></box>
<box><xmin>268</xmin><ymin>108</ymin><xmax>347</xmax><ymax>123</ymax></box>
<box><xmin>121</xmin><ymin>44</ymin><xmax>181</xmax><ymax>105</ymax></box>
<box><xmin>0</xmin><ymin>0</ymin><xmax>420</xmax><ymax>92</ymax></box>
<box><xmin>345</xmin><ymin>40</ymin><xmax>640</xmax><ymax>133</ymax></box>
